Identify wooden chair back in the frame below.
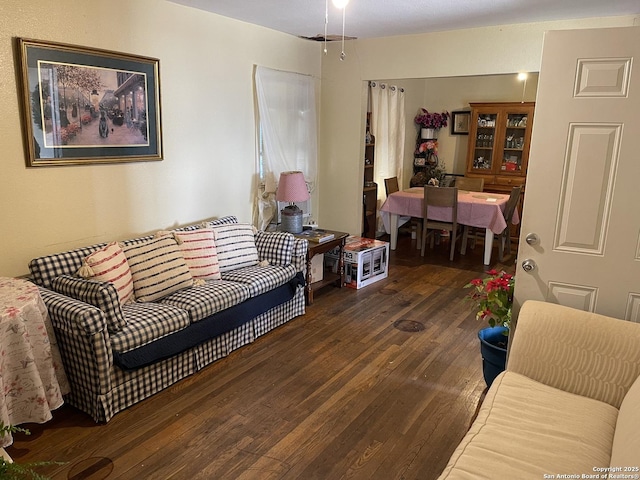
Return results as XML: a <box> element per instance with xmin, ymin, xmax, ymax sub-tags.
<box><xmin>384</xmin><ymin>177</ymin><xmax>400</xmax><ymax>196</ymax></box>
<box><xmin>502</xmin><ymin>186</ymin><xmax>522</xmax><ymax>225</ymax></box>
<box><xmin>421</xmin><ymin>186</ymin><xmax>459</xmax><ymax>260</ymax></box>
<box><xmin>456</xmin><ymin>177</ymin><xmax>485</xmax><ymax>192</ymax></box>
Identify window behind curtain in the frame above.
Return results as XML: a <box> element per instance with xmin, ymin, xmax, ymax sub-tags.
<box><xmin>254</xmin><ymin>66</ymin><xmax>317</xmax><ymax>230</ymax></box>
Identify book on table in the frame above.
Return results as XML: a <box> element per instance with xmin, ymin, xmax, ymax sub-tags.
<box><xmin>296</xmin><ymin>229</ymin><xmax>335</xmax><ymax>243</ymax></box>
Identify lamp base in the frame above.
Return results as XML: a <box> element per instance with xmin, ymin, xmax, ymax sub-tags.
<box><xmin>280</xmin><ymin>205</ymin><xmax>303</xmax><ymax>233</ymax></box>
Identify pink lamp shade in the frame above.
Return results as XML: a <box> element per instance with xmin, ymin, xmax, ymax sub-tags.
<box><xmin>276</xmin><ymin>171</ymin><xmax>310</xmax><ymax>203</ymax></box>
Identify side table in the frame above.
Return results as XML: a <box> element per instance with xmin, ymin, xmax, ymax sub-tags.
<box><xmin>0</xmin><ymin>277</ymin><xmax>69</xmax><ymax>447</ymax></box>
<box><xmin>296</xmin><ymin>231</ymin><xmax>349</xmax><ymax>305</ymax></box>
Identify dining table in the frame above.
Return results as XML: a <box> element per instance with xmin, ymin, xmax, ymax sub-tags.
<box><xmin>380</xmin><ymin>187</ymin><xmax>520</xmax><ymax>265</ymax></box>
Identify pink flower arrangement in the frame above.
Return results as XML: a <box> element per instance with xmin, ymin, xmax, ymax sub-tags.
<box><xmin>414</xmin><ymin>108</ymin><xmax>450</xmax><ymax>129</ymax></box>
<box><xmin>417</xmin><ymin>140</ymin><xmax>438</xmax><ymax>155</ymax></box>
<box><xmin>465</xmin><ymin>270</ymin><xmax>514</xmax><ymax>330</ymax></box>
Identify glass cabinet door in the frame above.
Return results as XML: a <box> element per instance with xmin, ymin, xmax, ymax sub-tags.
<box><xmin>471</xmin><ymin>113</ymin><xmax>497</xmax><ymax>170</ymax></box>
<box><xmin>500</xmin><ymin>113</ymin><xmax>529</xmax><ymax>173</ymax></box>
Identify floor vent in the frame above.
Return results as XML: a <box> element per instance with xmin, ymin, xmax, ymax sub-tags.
<box><xmin>393</xmin><ymin>320</ymin><xmax>425</xmax><ymax>332</ymax></box>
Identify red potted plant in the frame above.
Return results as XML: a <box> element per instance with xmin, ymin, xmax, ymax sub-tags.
<box><xmin>466</xmin><ymin>269</ymin><xmax>515</xmax><ymax>387</ymax></box>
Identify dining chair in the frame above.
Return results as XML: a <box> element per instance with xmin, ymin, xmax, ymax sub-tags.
<box><xmin>456</xmin><ymin>177</ymin><xmax>485</xmax><ymax>247</ymax></box>
<box><xmin>421</xmin><ymin>186</ymin><xmax>459</xmax><ymax>261</ymax></box>
<box><xmin>385</xmin><ymin>176</ymin><xmax>422</xmax><ymax>247</ymax></box>
<box><xmin>455</xmin><ymin>176</ymin><xmax>485</xmax><ymax>192</ymax></box>
<box><xmin>495</xmin><ymin>185</ymin><xmax>522</xmax><ymax>261</ymax></box>
<box><xmin>384</xmin><ymin>177</ymin><xmax>400</xmax><ymax>196</ymax></box>
<box><xmin>461</xmin><ymin>185</ymin><xmax>522</xmax><ymax>261</ymax></box>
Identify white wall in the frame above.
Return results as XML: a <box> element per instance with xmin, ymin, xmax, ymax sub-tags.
<box><xmin>319</xmin><ymin>16</ymin><xmax>639</xmax><ymax>236</ymax></box>
<box><xmin>0</xmin><ymin>0</ymin><xmax>320</xmax><ymax>277</ymax></box>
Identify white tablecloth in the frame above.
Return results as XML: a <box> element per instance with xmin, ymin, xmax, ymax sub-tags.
<box><xmin>0</xmin><ymin>277</ymin><xmax>69</xmax><ymax>446</ymax></box>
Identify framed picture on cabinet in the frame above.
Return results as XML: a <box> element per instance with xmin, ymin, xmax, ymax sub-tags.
<box><xmin>450</xmin><ymin>111</ymin><xmax>470</xmax><ymax>135</ymax></box>
<box><xmin>16</xmin><ymin>38</ymin><xmax>163</xmax><ymax>167</ymax></box>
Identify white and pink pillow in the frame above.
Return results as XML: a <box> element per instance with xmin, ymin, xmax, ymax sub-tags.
<box><xmin>77</xmin><ymin>241</ymin><xmax>135</xmax><ymax>304</ymax></box>
<box><xmin>156</xmin><ymin>228</ymin><xmax>221</xmax><ymax>281</ymax></box>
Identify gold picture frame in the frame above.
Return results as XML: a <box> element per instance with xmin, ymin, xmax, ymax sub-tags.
<box><xmin>16</xmin><ymin>38</ymin><xmax>163</xmax><ymax>167</ymax></box>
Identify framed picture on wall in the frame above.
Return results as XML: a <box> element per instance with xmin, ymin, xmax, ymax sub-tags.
<box><xmin>16</xmin><ymin>38</ymin><xmax>163</xmax><ymax>167</ymax></box>
<box><xmin>450</xmin><ymin>110</ymin><xmax>471</xmax><ymax>135</ymax></box>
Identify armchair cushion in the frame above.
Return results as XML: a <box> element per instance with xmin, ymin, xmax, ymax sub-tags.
<box><xmin>439</xmin><ymin>371</ymin><xmax>617</xmax><ymax>478</ymax></box>
<box><xmin>508</xmin><ymin>301</ymin><xmax>640</xmax><ymax>408</ymax></box>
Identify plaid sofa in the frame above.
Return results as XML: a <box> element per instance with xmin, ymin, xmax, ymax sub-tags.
<box><xmin>29</xmin><ymin>216</ymin><xmax>307</xmax><ymax>422</ymax></box>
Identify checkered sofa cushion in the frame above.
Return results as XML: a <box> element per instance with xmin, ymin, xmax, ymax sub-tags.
<box><xmin>195</xmin><ymin>216</ymin><xmax>239</xmax><ymax>231</ymax></box>
<box><xmin>221</xmin><ymin>264</ymin><xmax>298</xmax><ymax>297</ymax></box>
<box><xmin>255</xmin><ymin>231</ymin><xmax>294</xmax><ymax>266</ymax></box>
<box><xmin>51</xmin><ymin>275</ymin><xmax>127</xmax><ymax>333</ymax></box>
<box><xmin>112</xmin><ymin>302</ymin><xmax>191</xmax><ymax>353</ymax></box>
<box><xmin>160</xmin><ymin>280</ymin><xmax>251</xmax><ymax>322</ymax></box>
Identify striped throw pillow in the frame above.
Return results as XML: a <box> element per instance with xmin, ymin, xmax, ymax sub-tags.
<box><xmin>78</xmin><ymin>241</ymin><xmax>135</xmax><ymax>304</ymax></box>
<box><xmin>211</xmin><ymin>223</ymin><xmax>259</xmax><ymax>273</ymax></box>
<box><xmin>157</xmin><ymin>228</ymin><xmax>221</xmax><ymax>281</ymax></box>
<box><xmin>123</xmin><ymin>236</ymin><xmax>193</xmax><ymax>302</ymax></box>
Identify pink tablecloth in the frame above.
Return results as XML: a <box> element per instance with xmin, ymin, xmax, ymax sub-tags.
<box><xmin>380</xmin><ymin>187</ymin><xmax>519</xmax><ymax>233</ymax></box>
<box><xmin>0</xmin><ymin>277</ymin><xmax>69</xmax><ymax>446</ymax></box>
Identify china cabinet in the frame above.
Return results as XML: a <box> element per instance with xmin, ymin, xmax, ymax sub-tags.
<box><xmin>465</xmin><ymin>102</ymin><xmax>534</xmax><ymax>194</ymax></box>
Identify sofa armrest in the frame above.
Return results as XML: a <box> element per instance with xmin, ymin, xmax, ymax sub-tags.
<box><xmin>38</xmin><ymin>287</ymin><xmax>113</xmax><ymax>396</ymax></box>
<box><xmin>291</xmin><ymin>238</ymin><xmax>308</xmax><ymax>274</ymax></box>
<box><xmin>38</xmin><ymin>286</ymin><xmax>109</xmax><ymax>336</ymax></box>
<box><xmin>508</xmin><ymin>300</ymin><xmax>640</xmax><ymax>408</ymax></box>
<box><xmin>50</xmin><ymin>275</ymin><xmax>126</xmax><ymax>333</ymax></box>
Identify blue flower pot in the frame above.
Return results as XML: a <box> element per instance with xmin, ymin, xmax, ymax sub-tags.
<box><xmin>478</xmin><ymin>326</ymin><xmax>508</xmax><ymax>387</ymax></box>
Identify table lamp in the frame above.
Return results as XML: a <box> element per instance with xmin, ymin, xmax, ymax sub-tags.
<box><xmin>276</xmin><ymin>171</ymin><xmax>309</xmax><ymax>233</ymax></box>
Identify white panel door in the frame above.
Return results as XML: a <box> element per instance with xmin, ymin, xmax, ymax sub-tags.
<box><xmin>514</xmin><ymin>26</ymin><xmax>640</xmax><ymax>322</ymax></box>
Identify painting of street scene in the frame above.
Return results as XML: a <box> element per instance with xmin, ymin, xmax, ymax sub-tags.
<box><xmin>17</xmin><ymin>38</ymin><xmax>162</xmax><ymax>166</ymax></box>
<box><xmin>33</xmin><ymin>62</ymin><xmax>149</xmax><ymax>150</ymax></box>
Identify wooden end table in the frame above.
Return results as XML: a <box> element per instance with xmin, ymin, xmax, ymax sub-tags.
<box><xmin>296</xmin><ymin>231</ymin><xmax>349</xmax><ymax>305</ymax></box>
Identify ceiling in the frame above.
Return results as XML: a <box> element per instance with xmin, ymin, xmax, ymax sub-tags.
<box><xmin>169</xmin><ymin>0</ymin><xmax>640</xmax><ymax>40</ymax></box>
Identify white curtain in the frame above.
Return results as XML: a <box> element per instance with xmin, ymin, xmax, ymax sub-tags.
<box><xmin>254</xmin><ymin>66</ymin><xmax>318</xmax><ymax>230</ymax></box>
<box><xmin>370</xmin><ymin>82</ymin><xmax>406</xmax><ymax>232</ymax></box>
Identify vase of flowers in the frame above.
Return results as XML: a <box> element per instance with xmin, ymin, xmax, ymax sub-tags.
<box><xmin>414</xmin><ymin>108</ymin><xmax>450</xmax><ymax>139</ymax></box>
<box><xmin>466</xmin><ymin>269</ymin><xmax>515</xmax><ymax>387</ymax></box>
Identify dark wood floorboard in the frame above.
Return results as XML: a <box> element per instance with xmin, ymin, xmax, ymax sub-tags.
<box><xmin>7</xmin><ymin>233</ymin><xmax>515</xmax><ymax>480</ymax></box>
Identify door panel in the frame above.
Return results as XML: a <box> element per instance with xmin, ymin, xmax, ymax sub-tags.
<box><xmin>514</xmin><ymin>26</ymin><xmax>640</xmax><ymax>322</ymax></box>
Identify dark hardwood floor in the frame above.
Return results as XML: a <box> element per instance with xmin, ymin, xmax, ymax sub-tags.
<box><xmin>7</xmin><ymin>233</ymin><xmax>515</xmax><ymax>480</ymax></box>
